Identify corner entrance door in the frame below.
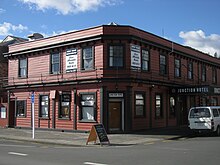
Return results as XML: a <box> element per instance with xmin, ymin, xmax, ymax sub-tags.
<box><xmin>109</xmin><ymin>101</ymin><xmax>121</xmax><ymax>132</ymax></box>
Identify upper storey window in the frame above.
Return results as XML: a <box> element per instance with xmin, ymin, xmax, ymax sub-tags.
<box><xmin>82</xmin><ymin>47</ymin><xmax>94</xmax><ymax>70</ymax></box>
<box><xmin>50</xmin><ymin>52</ymin><xmax>60</xmax><ymax>74</ymax></box>
<box><xmin>201</xmin><ymin>65</ymin><xmax>206</xmax><ymax>82</ymax></box>
<box><xmin>212</xmin><ymin>67</ymin><xmax>217</xmax><ymax>84</ymax></box>
<box><xmin>18</xmin><ymin>58</ymin><xmax>27</xmax><ymax>78</ymax></box>
<box><xmin>109</xmin><ymin>45</ymin><xmax>124</xmax><ymax>67</ymax></box>
<box><xmin>142</xmin><ymin>49</ymin><xmax>150</xmax><ymax>71</ymax></box>
<box><xmin>159</xmin><ymin>54</ymin><xmax>167</xmax><ymax>75</ymax></box>
<box><xmin>188</xmin><ymin>62</ymin><xmax>193</xmax><ymax>80</ymax></box>
<box><xmin>174</xmin><ymin>59</ymin><xmax>181</xmax><ymax>77</ymax></box>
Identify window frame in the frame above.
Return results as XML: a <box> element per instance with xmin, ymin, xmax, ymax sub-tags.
<box><xmin>58</xmin><ymin>92</ymin><xmax>71</xmax><ymax>119</ymax></box>
<box><xmin>155</xmin><ymin>94</ymin><xmax>163</xmax><ymax>119</ymax></box>
<box><xmin>79</xmin><ymin>92</ymin><xmax>96</xmax><ymax>122</ymax></box>
<box><xmin>142</xmin><ymin>49</ymin><xmax>150</xmax><ymax>71</ymax></box>
<box><xmin>50</xmin><ymin>52</ymin><xmax>60</xmax><ymax>74</ymax></box>
<box><xmin>174</xmin><ymin>58</ymin><xmax>181</xmax><ymax>78</ymax></box>
<box><xmin>16</xmin><ymin>100</ymin><xmax>26</xmax><ymax>117</ymax></box>
<box><xmin>188</xmin><ymin>62</ymin><xmax>193</xmax><ymax>80</ymax></box>
<box><xmin>108</xmin><ymin>44</ymin><xmax>124</xmax><ymax>68</ymax></box>
<box><xmin>18</xmin><ymin>58</ymin><xmax>27</xmax><ymax>78</ymax></box>
<box><xmin>134</xmin><ymin>92</ymin><xmax>146</xmax><ymax>117</ymax></box>
<box><xmin>201</xmin><ymin>65</ymin><xmax>206</xmax><ymax>82</ymax></box>
<box><xmin>212</xmin><ymin>67</ymin><xmax>217</xmax><ymax>84</ymax></box>
<box><xmin>159</xmin><ymin>54</ymin><xmax>167</xmax><ymax>75</ymax></box>
<box><xmin>81</xmin><ymin>46</ymin><xmax>94</xmax><ymax>71</ymax></box>
<box><xmin>39</xmin><ymin>95</ymin><xmax>49</xmax><ymax>118</ymax></box>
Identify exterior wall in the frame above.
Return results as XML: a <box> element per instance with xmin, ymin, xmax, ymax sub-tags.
<box><xmin>5</xmin><ymin>25</ymin><xmax>220</xmax><ymax>132</ymax></box>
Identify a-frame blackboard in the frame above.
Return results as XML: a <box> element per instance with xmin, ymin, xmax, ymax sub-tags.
<box><xmin>86</xmin><ymin>124</ymin><xmax>110</xmax><ymax>146</ymax></box>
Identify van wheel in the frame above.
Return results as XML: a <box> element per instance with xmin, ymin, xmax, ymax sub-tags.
<box><xmin>216</xmin><ymin>126</ymin><xmax>220</xmax><ymax>136</ymax></box>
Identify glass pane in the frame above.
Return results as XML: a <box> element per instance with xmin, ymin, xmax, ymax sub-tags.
<box><xmin>41</xmin><ymin>107</ymin><xmax>48</xmax><ymax>117</ymax></box>
<box><xmin>52</xmin><ymin>54</ymin><xmax>59</xmax><ymax>63</ymax></box>
<box><xmin>142</xmin><ymin>61</ymin><xmax>148</xmax><ymax>70</ymax></box>
<box><xmin>82</xmin><ymin>94</ymin><xmax>94</xmax><ymax>100</ymax></box>
<box><xmin>52</xmin><ymin>63</ymin><xmax>59</xmax><ymax>73</ymax></box>
<box><xmin>136</xmin><ymin>94</ymin><xmax>143</xmax><ymax>99</ymax></box>
<box><xmin>82</xmin><ymin>107</ymin><xmax>94</xmax><ymax>120</ymax></box>
<box><xmin>20</xmin><ymin>68</ymin><xmax>26</xmax><ymax>77</ymax></box>
<box><xmin>83</xmin><ymin>47</ymin><xmax>92</xmax><ymax>59</ymax></box>
<box><xmin>84</xmin><ymin>59</ymin><xmax>93</xmax><ymax>69</ymax></box>
<box><xmin>20</xmin><ymin>59</ymin><xmax>27</xmax><ymax>67</ymax></box>
<box><xmin>61</xmin><ymin>106</ymin><xmax>69</xmax><ymax>117</ymax></box>
<box><xmin>136</xmin><ymin>106</ymin><xmax>144</xmax><ymax>116</ymax></box>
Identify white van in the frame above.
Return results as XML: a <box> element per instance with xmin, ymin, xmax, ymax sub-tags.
<box><xmin>188</xmin><ymin>106</ymin><xmax>220</xmax><ymax>136</ymax></box>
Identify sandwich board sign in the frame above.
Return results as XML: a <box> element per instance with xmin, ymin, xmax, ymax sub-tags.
<box><xmin>86</xmin><ymin>124</ymin><xmax>110</xmax><ymax>146</ymax></box>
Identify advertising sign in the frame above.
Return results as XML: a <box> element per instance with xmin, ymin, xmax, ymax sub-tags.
<box><xmin>66</xmin><ymin>48</ymin><xmax>77</xmax><ymax>72</ymax></box>
<box><xmin>130</xmin><ymin>44</ymin><xmax>141</xmax><ymax>68</ymax></box>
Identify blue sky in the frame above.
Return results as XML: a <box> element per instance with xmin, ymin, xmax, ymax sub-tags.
<box><xmin>0</xmin><ymin>0</ymin><xmax>220</xmax><ymax>56</ymax></box>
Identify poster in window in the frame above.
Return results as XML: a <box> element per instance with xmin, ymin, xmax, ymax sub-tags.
<box><xmin>130</xmin><ymin>44</ymin><xmax>141</xmax><ymax>68</ymax></box>
<box><xmin>82</xmin><ymin>107</ymin><xmax>94</xmax><ymax>120</ymax></box>
<box><xmin>66</xmin><ymin>48</ymin><xmax>77</xmax><ymax>73</ymax></box>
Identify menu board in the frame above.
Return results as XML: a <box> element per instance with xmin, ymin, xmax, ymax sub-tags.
<box><xmin>86</xmin><ymin>124</ymin><xmax>110</xmax><ymax>146</ymax></box>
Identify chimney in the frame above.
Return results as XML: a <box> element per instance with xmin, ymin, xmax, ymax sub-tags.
<box><xmin>28</xmin><ymin>33</ymin><xmax>44</xmax><ymax>41</ymax></box>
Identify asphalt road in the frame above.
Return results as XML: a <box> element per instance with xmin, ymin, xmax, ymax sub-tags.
<box><xmin>0</xmin><ymin>135</ymin><xmax>220</xmax><ymax>165</ymax></box>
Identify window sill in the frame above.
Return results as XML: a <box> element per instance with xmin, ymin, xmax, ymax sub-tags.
<box><xmin>16</xmin><ymin>115</ymin><xmax>26</xmax><ymax>118</ymax></box>
<box><xmin>58</xmin><ymin>117</ymin><xmax>71</xmax><ymax>120</ymax></box>
<box><xmin>80</xmin><ymin>68</ymin><xmax>96</xmax><ymax>72</ymax></box>
<box><xmin>78</xmin><ymin>119</ymin><xmax>97</xmax><ymax>123</ymax></box>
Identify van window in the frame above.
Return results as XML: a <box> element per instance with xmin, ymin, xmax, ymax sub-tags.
<box><xmin>218</xmin><ymin>109</ymin><xmax>220</xmax><ymax>115</ymax></box>
<box><xmin>212</xmin><ymin>109</ymin><xmax>219</xmax><ymax>117</ymax></box>
<box><xmin>189</xmin><ymin>108</ymin><xmax>211</xmax><ymax>118</ymax></box>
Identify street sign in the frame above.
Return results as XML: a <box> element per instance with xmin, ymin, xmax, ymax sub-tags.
<box><xmin>31</xmin><ymin>93</ymin><xmax>34</xmax><ymax>103</ymax></box>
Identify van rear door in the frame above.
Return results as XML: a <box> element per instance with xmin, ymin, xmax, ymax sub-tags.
<box><xmin>188</xmin><ymin>108</ymin><xmax>212</xmax><ymax>130</ymax></box>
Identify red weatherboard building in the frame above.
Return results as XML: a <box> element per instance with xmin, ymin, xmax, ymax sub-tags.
<box><xmin>4</xmin><ymin>24</ymin><xmax>220</xmax><ymax>132</ymax></box>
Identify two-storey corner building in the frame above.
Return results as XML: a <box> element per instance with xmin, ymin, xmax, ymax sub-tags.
<box><xmin>0</xmin><ymin>36</ymin><xmax>27</xmax><ymax>127</ymax></box>
<box><xmin>5</xmin><ymin>24</ymin><xmax>220</xmax><ymax>132</ymax></box>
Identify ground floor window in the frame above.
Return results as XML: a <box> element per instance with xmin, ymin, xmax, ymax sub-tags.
<box><xmin>155</xmin><ymin>94</ymin><xmax>163</xmax><ymax>118</ymax></box>
<box><xmin>0</xmin><ymin>107</ymin><xmax>6</xmax><ymax>118</ymax></box>
<box><xmin>135</xmin><ymin>93</ymin><xmax>145</xmax><ymax>117</ymax></box>
<box><xmin>169</xmin><ymin>97</ymin><xmax>175</xmax><ymax>117</ymax></box>
<box><xmin>39</xmin><ymin>95</ymin><xmax>49</xmax><ymax>118</ymax></box>
<box><xmin>59</xmin><ymin>92</ymin><xmax>71</xmax><ymax>118</ymax></box>
<box><xmin>16</xmin><ymin>100</ymin><xmax>26</xmax><ymax>117</ymax></box>
<box><xmin>211</xmin><ymin>97</ymin><xmax>218</xmax><ymax>106</ymax></box>
<box><xmin>80</xmin><ymin>93</ymin><xmax>96</xmax><ymax>121</ymax></box>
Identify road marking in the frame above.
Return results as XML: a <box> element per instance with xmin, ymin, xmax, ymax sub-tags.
<box><xmin>84</xmin><ymin>162</ymin><xmax>108</xmax><ymax>165</ymax></box>
<box><xmin>8</xmin><ymin>152</ymin><xmax>28</xmax><ymax>156</ymax></box>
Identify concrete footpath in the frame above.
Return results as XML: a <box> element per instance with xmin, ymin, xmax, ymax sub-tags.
<box><xmin>0</xmin><ymin>127</ymin><xmax>191</xmax><ymax>147</ymax></box>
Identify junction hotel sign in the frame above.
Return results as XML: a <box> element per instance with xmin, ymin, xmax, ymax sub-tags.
<box><xmin>171</xmin><ymin>86</ymin><xmax>220</xmax><ymax>95</ymax></box>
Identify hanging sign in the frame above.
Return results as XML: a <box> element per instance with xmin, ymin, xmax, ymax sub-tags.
<box><xmin>86</xmin><ymin>124</ymin><xmax>110</xmax><ymax>146</ymax></box>
<box><xmin>66</xmin><ymin>48</ymin><xmax>77</xmax><ymax>72</ymax></box>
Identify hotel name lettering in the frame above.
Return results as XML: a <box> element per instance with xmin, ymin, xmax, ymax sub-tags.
<box><xmin>174</xmin><ymin>87</ymin><xmax>209</xmax><ymax>94</ymax></box>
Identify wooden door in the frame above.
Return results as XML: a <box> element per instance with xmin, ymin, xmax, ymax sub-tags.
<box><xmin>109</xmin><ymin>102</ymin><xmax>121</xmax><ymax>131</ymax></box>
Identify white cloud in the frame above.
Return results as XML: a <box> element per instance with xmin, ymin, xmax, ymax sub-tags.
<box><xmin>0</xmin><ymin>8</ymin><xmax>6</xmax><ymax>14</ymax></box>
<box><xmin>179</xmin><ymin>30</ymin><xmax>220</xmax><ymax>56</ymax></box>
<box><xmin>0</xmin><ymin>22</ymin><xmax>28</xmax><ymax>36</ymax></box>
<box><xmin>18</xmin><ymin>0</ymin><xmax>123</xmax><ymax>15</ymax></box>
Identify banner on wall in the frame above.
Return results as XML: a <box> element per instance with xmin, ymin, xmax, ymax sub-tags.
<box><xmin>66</xmin><ymin>48</ymin><xmax>78</xmax><ymax>73</ymax></box>
<box><xmin>130</xmin><ymin>44</ymin><xmax>141</xmax><ymax>69</ymax></box>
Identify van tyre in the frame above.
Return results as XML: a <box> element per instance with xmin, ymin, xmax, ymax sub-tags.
<box><xmin>216</xmin><ymin>126</ymin><xmax>220</xmax><ymax>136</ymax></box>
